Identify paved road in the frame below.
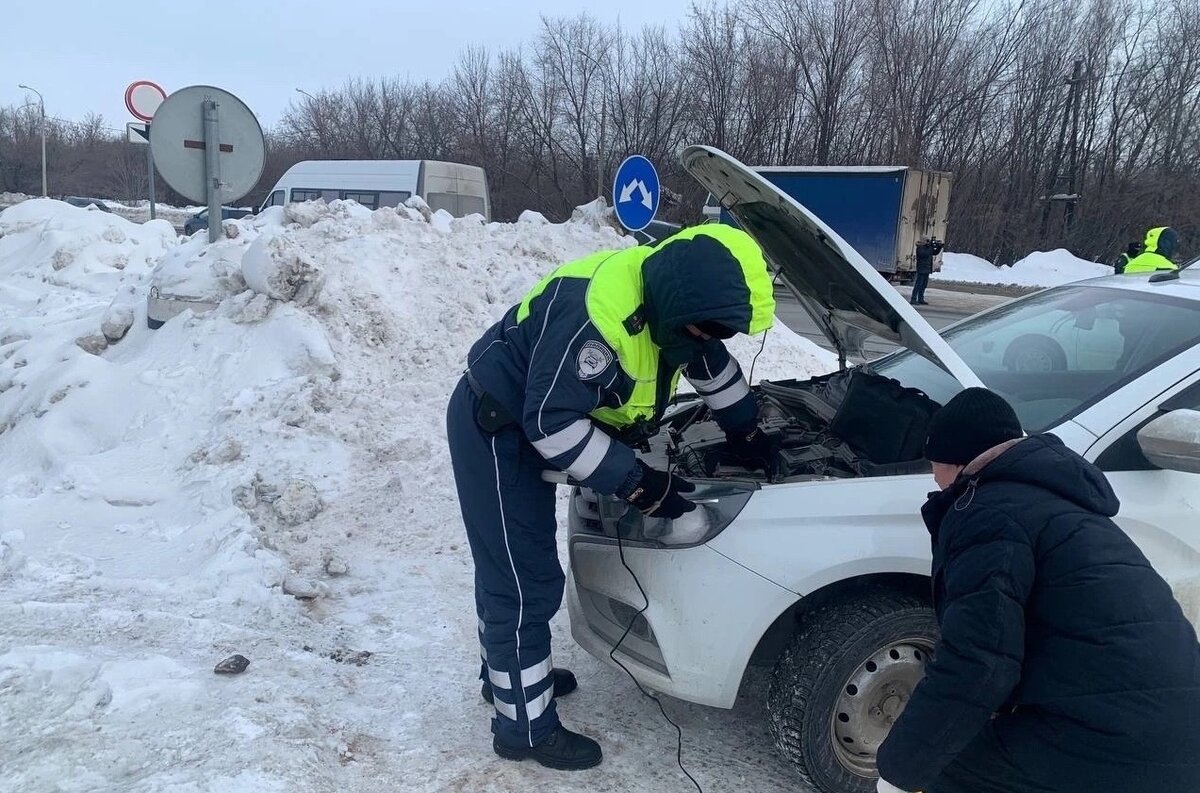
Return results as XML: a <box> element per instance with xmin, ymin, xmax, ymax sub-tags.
<box><xmin>775</xmin><ymin>285</ymin><xmax>1011</xmax><ymax>361</ymax></box>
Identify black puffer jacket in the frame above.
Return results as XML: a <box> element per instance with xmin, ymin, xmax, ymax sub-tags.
<box><xmin>914</xmin><ymin>240</ymin><xmax>944</xmax><ymax>273</ymax></box>
<box><xmin>877</xmin><ymin>434</ymin><xmax>1200</xmax><ymax>793</ymax></box>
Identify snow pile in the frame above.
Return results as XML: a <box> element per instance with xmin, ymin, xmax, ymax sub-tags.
<box><xmin>0</xmin><ymin>190</ymin><xmax>32</xmax><ymax>210</ymax></box>
<box><xmin>933</xmin><ymin>252</ymin><xmax>999</xmax><ymax>283</ymax></box>
<box><xmin>1008</xmin><ymin>249</ymin><xmax>1114</xmax><ymax>285</ymax></box>
<box><xmin>0</xmin><ymin>198</ymin><xmax>178</xmax><ymax>357</ymax></box>
<box><xmin>0</xmin><ymin>198</ymin><xmax>829</xmax><ymax>790</ymax></box>
<box><xmin>571</xmin><ymin>196</ymin><xmax>624</xmax><ymax>234</ymax></box>
<box><xmin>0</xmin><ymin>192</ymin><xmax>202</xmax><ymax>233</ymax></box>
<box><xmin>935</xmin><ymin>249</ymin><xmax>1113</xmax><ymax>288</ymax></box>
<box><xmin>106</xmin><ymin>200</ymin><xmax>208</xmax><ymax>231</ymax></box>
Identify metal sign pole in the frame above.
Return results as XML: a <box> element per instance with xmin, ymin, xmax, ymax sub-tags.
<box><xmin>150</xmin><ymin>85</ymin><xmax>265</xmax><ymax>236</ymax></box>
<box><xmin>146</xmin><ymin>123</ymin><xmax>156</xmax><ymax>221</ymax></box>
<box><xmin>203</xmin><ymin>100</ymin><xmax>222</xmax><ymax>243</ymax></box>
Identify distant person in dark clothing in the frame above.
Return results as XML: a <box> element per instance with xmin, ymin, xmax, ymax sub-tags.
<box><xmin>876</xmin><ymin>388</ymin><xmax>1200</xmax><ymax>793</ymax></box>
<box><xmin>911</xmin><ymin>237</ymin><xmax>944</xmax><ymax>305</ymax></box>
<box><xmin>1114</xmin><ymin>240</ymin><xmax>1142</xmax><ymax>274</ymax></box>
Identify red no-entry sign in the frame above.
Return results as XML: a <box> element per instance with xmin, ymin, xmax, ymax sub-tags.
<box><xmin>125</xmin><ymin>80</ymin><xmax>167</xmax><ymax>123</ymax></box>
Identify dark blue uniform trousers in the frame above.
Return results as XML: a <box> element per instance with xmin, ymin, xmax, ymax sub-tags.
<box><xmin>446</xmin><ymin>376</ymin><xmax>563</xmax><ymax>747</ymax></box>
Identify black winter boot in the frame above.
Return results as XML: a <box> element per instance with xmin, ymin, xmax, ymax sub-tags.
<box><xmin>481</xmin><ymin>667</ymin><xmax>578</xmax><ymax>704</ymax></box>
<box><xmin>493</xmin><ymin>724</ymin><xmax>603</xmax><ymax>770</ymax></box>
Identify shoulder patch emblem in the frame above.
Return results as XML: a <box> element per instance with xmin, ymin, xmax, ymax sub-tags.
<box><xmin>577</xmin><ymin>340</ymin><xmax>614</xmax><ymax>380</ymax></box>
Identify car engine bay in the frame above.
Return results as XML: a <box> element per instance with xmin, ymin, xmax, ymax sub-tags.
<box><xmin>638</xmin><ymin>368</ymin><xmax>939</xmax><ymax>483</ymax></box>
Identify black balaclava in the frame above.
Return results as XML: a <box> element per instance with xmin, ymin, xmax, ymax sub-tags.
<box><xmin>1156</xmin><ymin>227</ymin><xmax>1179</xmax><ymax>259</ymax></box>
<box><xmin>641</xmin><ymin>235</ymin><xmax>757</xmax><ymax>369</ymax></box>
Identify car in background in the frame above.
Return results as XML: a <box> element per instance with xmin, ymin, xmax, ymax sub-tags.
<box><xmin>566</xmin><ymin>146</ymin><xmax>1200</xmax><ymax>793</ymax></box>
<box><xmin>631</xmin><ymin>219</ymin><xmax>682</xmax><ymax>245</ymax></box>
<box><xmin>63</xmin><ymin>196</ymin><xmax>112</xmax><ymax>212</ymax></box>
<box><xmin>183</xmin><ymin>207</ymin><xmax>254</xmax><ymax>236</ymax></box>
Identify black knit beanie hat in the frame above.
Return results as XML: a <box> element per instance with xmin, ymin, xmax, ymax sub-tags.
<box><xmin>925</xmin><ymin>388</ymin><xmax>1023</xmax><ymax>465</ymax></box>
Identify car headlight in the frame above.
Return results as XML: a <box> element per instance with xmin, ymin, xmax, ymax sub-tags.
<box><xmin>589</xmin><ymin>481</ymin><xmax>756</xmax><ymax>548</ymax></box>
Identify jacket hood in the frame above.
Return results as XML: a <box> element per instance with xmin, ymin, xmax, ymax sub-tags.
<box><xmin>924</xmin><ymin>434</ymin><xmax>1120</xmax><ymax>531</ymax></box>
<box><xmin>1145</xmin><ymin>226</ymin><xmax>1179</xmax><ymax>258</ymax></box>
<box><xmin>641</xmin><ymin>224</ymin><xmax>775</xmax><ymax>366</ymax></box>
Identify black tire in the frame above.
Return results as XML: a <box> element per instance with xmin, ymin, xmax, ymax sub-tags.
<box><xmin>767</xmin><ymin>589</ymin><xmax>938</xmax><ymax>793</ymax></box>
<box><xmin>1003</xmin><ymin>333</ymin><xmax>1067</xmax><ymax>372</ymax></box>
<box><xmin>146</xmin><ymin>316</ymin><xmax>165</xmax><ymax>330</ymax></box>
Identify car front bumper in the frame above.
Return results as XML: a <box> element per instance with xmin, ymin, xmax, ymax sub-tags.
<box><xmin>567</xmin><ymin>532</ymin><xmax>798</xmax><ymax>709</ymax></box>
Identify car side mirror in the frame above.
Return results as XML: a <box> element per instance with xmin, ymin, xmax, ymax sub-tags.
<box><xmin>1137</xmin><ymin>409</ymin><xmax>1200</xmax><ymax>473</ymax></box>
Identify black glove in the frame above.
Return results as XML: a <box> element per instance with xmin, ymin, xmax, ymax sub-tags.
<box><xmin>624</xmin><ymin>461</ymin><xmax>696</xmax><ymax>519</ymax></box>
<box><xmin>725</xmin><ymin>426</ymin><xmax>779</xmax><ymax>478</ymax></box>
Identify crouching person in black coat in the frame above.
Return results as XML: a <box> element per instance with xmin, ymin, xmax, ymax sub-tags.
<box><xmin>876</xmin><ymin>388</ymin><xmax>1200</xmax><ymax>793</ymax></box>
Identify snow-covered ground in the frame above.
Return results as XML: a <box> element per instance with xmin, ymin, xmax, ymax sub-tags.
<box><xmin>935</xmin><ymin>249</ymin><xmax>1113</xmax><ymax>288</ymax></box>
<box><xmin>0</xmin><ymin>198</ymin><xmax>834</xmax><ymax>792</ymax></box>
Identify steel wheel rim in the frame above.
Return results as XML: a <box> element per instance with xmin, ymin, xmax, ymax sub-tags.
<box><xmin>830</xmin><ymin>637</ymin><xmax>935</xmax><ymax>777</ymax></box>
<box><xmin>1015</xmin><ymin>349</ymin><xmax>1053</xmax><ymax>371</ymax></box>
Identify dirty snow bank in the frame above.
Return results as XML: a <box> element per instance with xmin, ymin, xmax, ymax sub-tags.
<box><xmin>0</xmin><ymin>190</ymin><xmax>32</xmax><ymax>210</ymax></box>
<box><xmin>0</xmin><ymin>192</ymin><xmax>198</xmax><ymax>230</ymax></box>
<box><xmin>935</xmin><ymin>249</ymin><xmax>1112</xmax><ymax>288</ymax></box>
<box><xmin>0</xmin><ymin>198</ymin><xmax>827</xmax><ymax>791</ymax></box>
<box><xmin>105</xmin><ymin>200</ymin><xmax>205</xmax><ymax>231</ymax></box>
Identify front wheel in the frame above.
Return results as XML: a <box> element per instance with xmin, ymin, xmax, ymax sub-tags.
<box><xmin>767</xmin><ymin>589</ymin><xmax>937</xmax><ymax>793</ymax></box>
<box><xmin>1003</xmin><ymin>333</ymin><xmax>1067</xmax><ymax>372</ymax></box>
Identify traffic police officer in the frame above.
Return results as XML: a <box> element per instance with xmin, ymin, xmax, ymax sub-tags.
<box><xmin>1124</xmin><ymin>226</ymin><xmax>1180</xmax><ymax>273</ymax></box>
<box><xmin>446</xmin><ymin>224</ymin><xmax>776</xmax><ymax>769</ymax></box>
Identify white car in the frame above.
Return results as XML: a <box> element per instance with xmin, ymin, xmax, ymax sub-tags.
<box><xmin>566</xmin><ymin>147</ymin><xmax>1200</xmax><ymax>793</ymax></box>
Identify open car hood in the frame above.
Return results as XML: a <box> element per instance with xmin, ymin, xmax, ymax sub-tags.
<box><xmin>681</xmin><ymin>145</ymin><xmax>983</xmax><ymax>388</ymax></box>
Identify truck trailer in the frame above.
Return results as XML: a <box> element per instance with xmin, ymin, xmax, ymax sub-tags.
<box><xmin>703</xmin><ymin>165</ymin><xmax>952</xmax><ymax>278</ymax></box>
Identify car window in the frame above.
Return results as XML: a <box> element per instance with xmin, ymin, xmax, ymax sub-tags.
<box><xmin>379</xmin><ymin>191</ymin><xmax>412</xmax><ymax>208</ymax></box>
<box><xmin>291</xmin><ymin>188</ymin><xmax>322</xmax><ymax>202</ymax></box>
<box><xmin>1096</xmin><ymin>378</ymin><xmax>1200</xmax><ymax>471</ymax></box>
<box><xmin>341</xmin><ymin>191</ymin><xmax>379</xmax><ymax>209</ymax></box>
<box><xmin>871</xmin><ymin>286</ymin><xmax>1200</xmax><ymax>432</ymax></box>
<box><xmin>426</xmin><ymin>192</ymin><xmax>459</xmax><ymax>216</ymax></box>
<box><xmin>459</xmin><ymin>194</ymin><xmax>487</xmax><ymax>218</ymax></box>
<box><xmin>265</xmin><ymin>190</ymin><xmax>285</xmax><ymax>208</ymax></box>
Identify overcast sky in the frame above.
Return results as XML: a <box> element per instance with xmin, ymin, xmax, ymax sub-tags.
<box><xmin>3</xmin><ymin>0</ymin><xmax>694</xmax><ymax>133</ymax></box>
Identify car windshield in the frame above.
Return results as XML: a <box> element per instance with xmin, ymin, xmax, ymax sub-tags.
<box><xmin>870</xmin><ymin>285</ymin><xmax>1200</xmax><ymax>432</ymax></box>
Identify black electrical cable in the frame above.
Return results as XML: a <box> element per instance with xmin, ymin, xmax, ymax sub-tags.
<box><xmin>747</xmin><ymin>268</ymin><xmax>783</xmax><ymax>386</ymax></box>
<box><xmin>604</xmin><ymin>271</ymin><xmax>785</xmax><ymax>791</ymax></box>
<box><xmin>610</xmin><ymin>526</ymin><xmax>704</xmax><ymax>793</ymax></box>
<box><xmin>747</xmin><ymin>327</ymin><xmax>770</xmax><ymax>387</ymax></box>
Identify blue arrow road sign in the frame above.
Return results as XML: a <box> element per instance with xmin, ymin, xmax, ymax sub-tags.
<box><xmin>612</xmin><ymin>154</ymin><xmax>660</xmax><ymax>232</ymax></box>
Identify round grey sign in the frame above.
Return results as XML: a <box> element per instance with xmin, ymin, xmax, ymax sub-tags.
<box><xmin>150</xmin><ymin>85</ymin><xmax>265</xmax><ymax>204</ymax></box>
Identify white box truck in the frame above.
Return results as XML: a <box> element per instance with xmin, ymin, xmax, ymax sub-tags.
<box><xmin>704</xmin><ymin>165</ymin><xmax>952</xmax><ymax>279</ymax></box>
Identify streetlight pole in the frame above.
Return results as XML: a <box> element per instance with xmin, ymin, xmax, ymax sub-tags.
<box><xmin>18</xmin><ymin>84</ymin><xmax>47</xmax><ymax>197</ymax></box>
<box><xmin>295</xmin><ymin>88</ymin><xmax>327</xmax><ymax>152</ymax></box>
